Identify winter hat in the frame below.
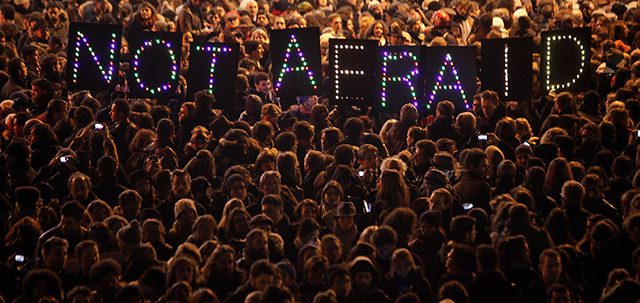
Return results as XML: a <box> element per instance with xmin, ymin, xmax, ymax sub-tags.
<box><xmin>606</xmin><ymin>48</ymin><xmax>625</xmax><ymax>67</ymax></box>
<box><xmin>333</xmin><ymin>201</ymin><xmax>357</xmax><ymax>218</ymax></box>
<box><xmin>174</xmin><ymin>198</ymin><xmax>197</xmax><ymax>220</ymax></box>
<box><xmin>515</xmin><ymin>144</ymin><xmax>533</xmax><ymax>157</ymax></box>
<box><xmin>424</xmin><ymin>169</ymin><xmax>448</xmax><ymax>187</ymax></box>
<box><xmin>348</xmin><ymin>256</ymin><xmax>378</xmax><ymax>284</ymax></box>
<box><xmin>277</xmin><ymin>260</ymin><xmax>297</xmax><ymax>280</ymax></box>
<box><xmin>492</xmin><ymin>17</ymin><xmax>505</xmax><ymax>29</ymax></box>
<box><xmin>431</xmin><ymin>152</ymin><xmax>454</xmax><ymax>171</ymax></box>
<box><xmin>117</xmin><ymin>220</ymin><xmax>142</xmax><ymax>246</ymax></box>
<box><xmin>497</xmin><ymin>160</ymin><xmax>517</xmax><ymax>179</ymax></box>
<box><xmin>400</xmin><ymin>103</ymin><xmax>419</xmax><ymax>123</ymax></box>
<box><xmin>245</xmin><ymin>94</ymin><xmax>263</xmax><ymax>115</ymax></box>
<box><xmin>244</xmin><ymin>40</ymin><xmax>261</xmax><ymax>54</ymax></box>
<box><xmin>249</xmin><ymin>214</ymin><xmax>274</xmax><ymax>228</ymax></box>
<box><xmin>368</xmin><ymin>0</ymin><xmax>381</xmax><ymax>12</ymax></box>
<box><xmin>226</xmin><ymin>173</ymin><xmax>247</xmax><ymax>191</ymax></box>
<box><xmin>513</xmin><ymin>8</ymin><xmax>528</xmax><ymax>22</ymax></box>
<box><xmin>15</xmin><ymin>186</ymin><xmax>40</xmax><ymax>210</ymax></box>
<box><xmin>156</xmin><ymin>118</ymin><xmax>175</xmax><ymax>137</ymax></box>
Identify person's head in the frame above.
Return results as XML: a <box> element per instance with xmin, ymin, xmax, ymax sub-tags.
<box><xmin>23</xmin><ymin>269</ymin><xmax>63</xmax><ymax>302</ymax></box>
<box><xmin>539</xmin><ymin>249</ymin><xmax>562</xmax><ymax>284</ymax></box>
<box><xmin>480</xmin><ymin>90</ymin><xmax>500</xmax><ymax>118</ymax></box>
<box><xmin>90</xmin><ymin>259</ymin><xmax>121</xmax><ymax>295</ymax></box>
<box><xmin>581</xmin><ymin>174</ymin><xmax>604</xmax><ymax>203</ymax></box>
<box><xmin>261</xmin><ymin>194</ymin><xmax>284</xmax><ymax>223</ymax></box>
<box><xmin>327</xmin><ymin>13</ymin><xmax>343</xmax><ymax>33</ymax></box>
<box><xmin>561</xmin><ymin>180</ymin><xmax>585</xmax><ymax>207</ymax></box>
<box><xmin>624</xmin><ymin>214</ymin><xmax>640</xmax><ymax>245</ymax></box>
<box><xmin>42</xmin><ymin>236</ymin><xmax>68</xmax><ymax>272</ymax></box>
<box><xmin>327</xmin><ymin>265</ymin><xmax>351</xmax><ymax>298</ymax></box>
<box><xmin>547</xmin><ymin>284</ymin><xmax>572</xmax><ymax>303</ymax></box>
<box><xmin>253</xmin><ymin>72</ymin><xmax>270</xmax><ymax>94</ymax></box>
<box><xmin>321</xmin><ymin>181</ymin><xmax>343</xmax><ymax>209</ymax></box>
<box><xmin>450</xmin><ymin>215</ymin><xmax>477</xmax><ymax>244</ymax></box>
<box><xmin>249</xmin><ymin>259</ymin><xmax>277</xmax><ymax>292</ymax></box>
<box><xmin>68</xmin><ymin>173</ymin><xmax>92</xmax><ymax>203</ymax></box>
<box><xmin>246</xmin><ymin>228</ymin><xmax>269</xmax><ymax>258</ymax></box>
<box><xmin>142</xmin><ymin>219</ymin><xmax>165</xmax><ymax>244</ymax></box>
<box><xmin>75</xmin><ymin>240</ymin><xmax>99</xmax><ymax>273</ymax></box>
<box><xmin>321</xmin><ymin>234</ymin><xmax>343</xmax><ymax>264</ymax></box>
<box><xmin>118</xmin><ymin>190</ymin><xmax>142</xmax><ymax>222</ymax></box>
<box><xmin>414</xmin><ymin>139</ymin><xmax>437</xmax><ymax>167</ymax></box>
<box><xmin>67</xmin><ymin>286</ymin><xmax>92</xmax><ymax>303</ymax></box>
<box><xmin>174</xmin><ymin>199</ymin><xmax>197</xmax><ymax>224</ymax></box>
<box><xmin>171</xmin><ymin>170</ymin><xmax>191</xmax><ymax>198</ymax></box>
<box><xmin>371</xmin><ymin>225</ymin><xmax>397</xmax><ymax>260</ymax></box>
<box><xmin>60</xmin><ymin>201</ymin><xmax>84</xmax><ymax>237</ymax></box>
<box><xmin>259</xmin><ymin>170</ymin><xmax>282</xmax><ymax>195</ymax></box>
<box><xmin>110</xmin><ymin>99</ymin><xmax>130</xmax><ymax>124</ymax></box>
<box><xmin>391</xmin><ymin>248</ymin><xmax>416</xmax><ymax>277</ymax></box>
<box><xmin>463</xmin><ymin>148</ymin><xmax>489</xmax><ymax>179</ymax></box>
<box><xmin>430</xmin><ymin>188</ymin><xmax>453</xmax><ymax>212</ymax></box>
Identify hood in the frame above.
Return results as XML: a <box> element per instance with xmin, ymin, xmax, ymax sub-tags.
<box><xmin>348</xmin><ymin>256</ymin><xmax>379</xmax><ymax>286</ymax></box>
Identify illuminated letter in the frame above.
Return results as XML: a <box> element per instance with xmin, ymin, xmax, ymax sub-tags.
<box><xmin>274</xmin><ymin>34</ymin><xmax>317</xmax><ymax>91</ymax></box>
<box><xmin>193</xmin><ymin>45</ymin><xmax>232</xmax><ymax>93</ymax></box>
<box><xmin>381</xmin><ymin>50</ymin><xmax>419</xmax><ymax>108</ymax></box>
<box><xmin>132</xmin><ymin>39</ymin><xmax>178</xmax><ymax>95</ymax></box>
<box><xmin>428</xmin><ymin>53</ymin><xmax>469</xmax><ymax>110</ymax></box>
<box><xmin>544</xmin><ymin>34</ymin><xmax>586</xmax><ymax>91</ymax></box>
<box><xmin>70</xmin><ymin>31</ymin><xmax>118</xmax><ymax>84</ymax></box>
<box><xmin>333</xmin><ymin>44</ymin><xmax>364</xmax><ymax>99</ymax></box>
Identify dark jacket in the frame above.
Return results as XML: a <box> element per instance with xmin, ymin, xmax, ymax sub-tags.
<box><xmin>380</xmin><ymin>269</ymin><xmax>434</xmax><ymax>303</ymax></box>
<box><xmin>467</xmin><ymin>269</ymin><xmax>519</xmax><ymax>303</ymax></box>
<box><xmin>453</xmin><ymin>170</ymin><xmax>492</xmax><ymax>214</ymax></box>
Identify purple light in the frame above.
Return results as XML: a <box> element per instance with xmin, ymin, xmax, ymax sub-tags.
<box><xmin>383</xmin><ymin>52</ymin><xmax>389</xmax><ymax>56</ymax></box>
<box><xmin>285</xmin><ymin>53</ymin><xmax>290</xmax><ymax>58</ymax></box>
<box><xmin>298</xmin><ymin>52</ymin><xmax>303</xmax><ymax>57</ymax></box>
<box><xmin>76</xmin><ymin>42</ymin><xmax>81</xmax><ymax>47</ymax></box>
<box><xmin>93</xmin><ymin>56</ymin><xmax>98</xmax><ymax>61</ymax></box>
<box><xmin>223</xmin><ymin>47</ymin><xmax>228</xmax><ymax>52</ymax></box>
<box><xmin>166</xmin><ymin>43</ymin><xmax>171</xmax><ymax>48</ymax></box>
<box><xmin>111</xmin><ymin>43</ymin><xmax>115</xmax><ymax>48</ymax></box>
<box><xmin>413</xmin><ymin>102</ymin><xmax>418</xmax><ymax>107</ymax></box>
<box><xmin>134</xmin><ymin>61</ymin><xmax>139</xmax><ymax>66</ymax></box>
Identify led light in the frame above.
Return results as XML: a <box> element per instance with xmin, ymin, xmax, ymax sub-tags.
<box><xmin>428</xmin><ymin>53</ymin><xmax>468</xmax><ymax>108</ymax></box>
<box><xmin>381</xmin><ymin>50</ymin><xmax>419</xmax><ymax>107</ymax></box>
<box><xmin>545</xmin><ymin>34</ymin><xmax>586</xmax><ymax>91</ymax></box>
<box><xmin>274</xmin><ymin>35</ymin><xmax>317</xmax><ymax>91</ymax></box>
<box><xmin>71</xmin><ymin>32</ymin><xmax>118</xmax><ymax>84</ymax></box>
<box><xmin>133</xmin><ymin>39</ymin><xmax>179</xmax><ymax>93</ymax></box>
<box><xmin>193</xmin><ymin>44</ymin><xmax>233</xmax><ymax>92</ymax></box>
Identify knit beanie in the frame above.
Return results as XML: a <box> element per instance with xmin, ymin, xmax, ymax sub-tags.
<box><xmin>245</xmin><ymin>94</ymin><xmax>263</xmax><ymax>114</ymax></box>
<box><xmin>400</xmin><ymin>103</ymin><xmax>419</xmax><ymax>123</ymax></box>
<box><xmin>515</xmin><ymin>144</ymin><xmax>533</xmax><ymax>157</ymax></box>
<box><xmin>368</xmin><ymin>0</ymin><xmax>381</xmax><ymax>12</ymax></box>
<box><xmin>174</xmin><ymin>198</ymin><xmax>197</xmax><ymax>220</ymax></box>
<box><xmin>117</xmin><ymin>220</ymin><xmax>142</xmax><ymax>246</ymax></box>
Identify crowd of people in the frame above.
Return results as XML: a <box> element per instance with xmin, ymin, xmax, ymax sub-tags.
<box><xmin>2</xmin><ymin>0</ymin><xmax>640</xmax><ymax>303</ymax></box>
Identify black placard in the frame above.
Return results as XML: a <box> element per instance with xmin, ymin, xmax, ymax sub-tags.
<box><xmin>481</xmin><ymin>38</ymin><xmax>532</xmax><ymax>102</ymax></box>
<box><xmin>127</xmin><ymin>31</ymin><xmax>182</xmax><ymax>98</ymax></box>
<box><xmin>187</xmin><ymin>42</ymin><xmax>240</xmax><ymax>110</ymax></box>
<box><xmin>423</xmin><ymin>46</ymin><xmax>477</xmax><ymax>114</ymax></box>
<box><xmin>270</xmin><ymin>28</ymin><xmax>323</xmax><ymax>100</ymax></box>
<box><xmin>376</xmin><ymin>46</ymin><xmax>424</xmax><ymax>114</ymax></box>
<box><xmin>541</xmin><ymin>28</ymin><xmax>591</xmax><ymax>94</ymax></box>
<box><xmin>66</xmin><ymin>22</ymin><xmax>122</xmax><ymax>91</ymax></box>
<box><xmin>328</xmin><ymin>39</ymin><xmax>378</xmax><ymax>107</ymax></box>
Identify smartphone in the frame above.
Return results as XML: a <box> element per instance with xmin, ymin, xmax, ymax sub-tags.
<box><xmin>478</xmin><ymin>134</ymin><xmax>488</xmax><ymax>141</ymax></box>
<box><xmin>637</xmin><ymin>130</ymin><xmax>640</xmax><ymax>138</ymax></box>
<box><xmin>14</xmin><ymin>255</ymin><xmax>24</xmax><ymax>262</ymax></box>
<box><xmin>523</xmin><ymin>141</ymin><xmax>530</xmax><ymax>146</ymax></box>
<box><xmin>60</xmin><ymin>156</ymin><xmax>68</xmax><ymax>163</ymax></box>
<box><xmin>358</xmin><ymin>170</ymin><xmax>365</xmax><ymax>177</ymax></box>
<box><xmin>94</xmin><ymin>123</ymin><xmax>104</xmax><ymax>130</ymax></box>
<box><xmin>363</xmin><ymin>201</ymin><xmax>372</xmax><ymax>213</ymax></box>
<box><xmin>463</xmin><ymin>203</ymin><xmax>474</xmax><ymax>210</ymax></box>
<box><xmin>445</xmin><ymin>170</ymin><xmax>454</xmax><ymax>179</ymax></box>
